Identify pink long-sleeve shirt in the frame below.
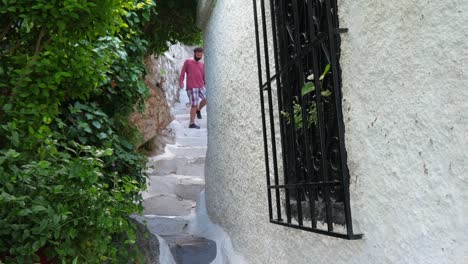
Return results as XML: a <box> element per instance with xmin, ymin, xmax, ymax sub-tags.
<box><xmin>179</xmin><ymin>59</ymin><xmax>205</xmax><ymax>90</ymax></box>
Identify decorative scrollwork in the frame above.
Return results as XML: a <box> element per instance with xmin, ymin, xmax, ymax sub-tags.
<box><xmin>253</xmin><ymin>0</ymin><xmax>361</xmax><ymax>239</ymax></box>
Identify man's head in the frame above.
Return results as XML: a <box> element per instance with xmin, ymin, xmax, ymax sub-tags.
<box><xmin>194</xmin><ymin>47</ymin><xmax>203</xmax><ymax>61</ymax></box>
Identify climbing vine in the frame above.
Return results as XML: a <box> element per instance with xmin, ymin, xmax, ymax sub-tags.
<box><xmin>0</xmin><ymin>0</ymin><xmax>202</xmax><ymax>263</ymax></box>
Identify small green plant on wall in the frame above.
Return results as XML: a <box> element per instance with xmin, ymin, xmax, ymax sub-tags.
<box><xmin>281</xmin><ymin>64</ymin><xmax>333</xmax><ymax>129</ymax></box>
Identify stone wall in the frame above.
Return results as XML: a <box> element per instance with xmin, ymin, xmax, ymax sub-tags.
<box><xmin>198</xmin><ymin>0</ymin><xmax>468</xmax><ymax>263</ymax></box>
<box><xmin>157</xmin><ymin>44</ymin><xmax>196</xmax><ymax>107</ymax></box>
<box><xmin>130</xmin><ymin>44</ymin><xmax>194</xmax><ymax>149</ymax></box>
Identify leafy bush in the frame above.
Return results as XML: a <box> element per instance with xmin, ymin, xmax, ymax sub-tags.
<box><xmin>0</xmin><ymin>142</ymin><xmax>141</xmax><ymax>263</ymax></box>
<box><xmin>0</xmin><ymin>0</ymin><xmax>202</xmax><ymax>262</ymax></box>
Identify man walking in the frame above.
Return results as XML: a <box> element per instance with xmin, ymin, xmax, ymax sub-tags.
<box><xmin>179</xmin><ymin>47</ymin><xmax>206</xmax><ymax>129</ymax></box>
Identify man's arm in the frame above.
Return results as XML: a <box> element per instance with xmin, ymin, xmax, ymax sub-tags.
<box><xmin>179</xmin><ymin>60</ymin><xmax>187</xmax><ymax>89</ymax></box>
<box><xmin>203</xmin><ymin>65</ymin><xmax>206</xmax><ymax>88</ymax></box>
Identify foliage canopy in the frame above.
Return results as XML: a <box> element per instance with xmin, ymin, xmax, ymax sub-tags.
<box><xmin>0</xmin><ymin>0</ymin><xmax>201</xmax><ymax>262</ymax></box>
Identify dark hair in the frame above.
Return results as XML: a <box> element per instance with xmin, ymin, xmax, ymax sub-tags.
<box><xmin>194</xmin><ymin>47</ymin><xmax>204</xmax><ymax>53</ymax></box>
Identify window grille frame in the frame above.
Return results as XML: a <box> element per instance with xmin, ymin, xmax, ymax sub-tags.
<box><xmin>253</xmin><ymin>0</ymin><xmax>362</xmax><ymax>240</ymax></box>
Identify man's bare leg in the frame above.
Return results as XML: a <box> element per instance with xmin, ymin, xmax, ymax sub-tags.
<box><xmin>190</xmin><ymin>106</ymin><xmax>197</xmax><ymax>124</ymax></box>
<box><xmin>198</xmin><ymin>99</ymin><xmax>207</xmax><ymax>112</ymax></box>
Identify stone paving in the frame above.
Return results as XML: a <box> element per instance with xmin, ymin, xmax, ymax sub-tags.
<box><xmin>134</xmin><ymin>101</ymin><xmax>216</xmax><ymax>264</ymax></box>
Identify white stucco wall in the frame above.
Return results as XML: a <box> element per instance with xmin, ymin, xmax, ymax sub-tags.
<box><xmin>198</xmin><ymin>0</ymin><xmax>468</xmax><ymax>263</ymax></box>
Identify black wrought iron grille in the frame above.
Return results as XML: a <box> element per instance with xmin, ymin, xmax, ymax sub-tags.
<box><xmin>253</xmin><ymin>0</ymin><xmax>362</xmax><ymax>239</ymax></box>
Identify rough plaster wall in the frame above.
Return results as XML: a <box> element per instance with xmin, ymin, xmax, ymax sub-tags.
<box><xmin>338</xmin><ymin>1</ymin><xmax>468</xmax><ymax>263</ymax></box>
<box><xmin>202</xmin><ymin>0</ymin><xmax>468</xmax><ymax>263</ymax></box>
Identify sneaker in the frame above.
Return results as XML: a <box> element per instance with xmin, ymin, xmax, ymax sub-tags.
<box><xmin>196</xmin><ymin>110</ymin><xmax>202</xmax><ymax>119</ymax></box>
<box><xmin>189</xmin><ymin>123</ymin><xmax>200</xmax><ymax>129</ymax></box>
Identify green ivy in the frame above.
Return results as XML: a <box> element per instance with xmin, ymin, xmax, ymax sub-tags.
<box><xmin>0</xmin><ymin>0</ymin><xmax>202</xmax><ymax>262</ymax></box>
<box><xmin>0</xmin><ymin>142</ymin><xmax>140</xmax><ymax>263</ymax></box>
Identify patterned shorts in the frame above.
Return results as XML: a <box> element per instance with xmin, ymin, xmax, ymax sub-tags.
<box><xmin>186</xmin><ymin>88</ymin><xmax>206</xmax><ymax>107</ymax></box>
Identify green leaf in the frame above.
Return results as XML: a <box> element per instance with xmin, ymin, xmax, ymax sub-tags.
<box><xmin>57</xmin><ymin>21</ymin><xmax>66</xmax><ymax>32</ymax></box>
<box><xmin>3</xmin><ymin>103</ymin><xmax>12</xmax><ymax>111</ymax></box>
<box><xmin>53</xmin><ymin>214</ymin><xmax>61</xmax><ymax>225</ymax></box>
<box><xmin>32</xmin><ymin>205</ymin><xmax>47</xmax><ymax>212</ymax></box>
<box><xmin>321</xmin><ymin>90</ymin><xmax>332</xmax><ymax>97</ymax></box>
<box><xmin>23</xmin><ymin>229</ymin><xmax>31</xmax><ymax>240</ymax></box>
<box><xmin>88</xmin><ymin>173</ymin><xmax>98</xmax><ymax>184</ymax></box>
<box><xmin>42</xmin><ymin>116</ymin><xmax>52</xmax><ymax>124</ymax></box>
<box><xmin>37</xmin><ymin>219</ymin><xmax>49</xmax><ymax>234</ymax></box>
<box><xmin>92</xmin><ymin>121</ymin><xmax>102</xmax><ymax>129</ymax></box>
<box><xmin>83</xmin><ymin>125</ymin><xmax>92</xmax><ymax>133</ymax></box>
<box><xmin>319</xmin><ymin>64</ymin><xmax>331</xmax><ymax>81</ymax></box>
<box><xmin>32</xmin><ymin>240</ymin><xmax>43</xmax><ymax>252</ymax></box>
<box><xmin>38</xmin><ymin>160</ymin><xmax>51</xmax><ymax>169</ymax></box>
<box><xmin>5</xmin><ymin>149</ymin><xmax>20</xmax><ymax>159</ymax></box>
<box><xmin>97</xmin><ymin>132</ymin><xmax>108</xmax><ymax>139</ymax></box>
<box><xmin>52</xmin><ymin>185</ymin><xmax>64</xmax><ymax>193</ymax></box>
<box><xmin>17</xmin><ymin>209</ymin><xmax>32</xmax><ymax>216</ymax></box>
<box><xmin>11</xmin><ymin>131</ymin><xmax>19</xmax><ymax>147</ymax></box>
<box><xmin>301</xmin><ymin>82</ymin><xmax>315</xmax><ymax>97</ymax></box>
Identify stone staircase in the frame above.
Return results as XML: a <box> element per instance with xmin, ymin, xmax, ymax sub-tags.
<box><xmin>133</xmin><ymin>102</ymin><xmax>216</xmax><ymax>264</ymax></box>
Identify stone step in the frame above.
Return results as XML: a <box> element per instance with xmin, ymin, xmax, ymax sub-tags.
<box><xmin>131</xmin><ymin>214</ymin><xmax>190</xmax><ymax>236</ymax></box>
<box><xmin>131</xmin><ymin>217</ymin><xmax>161</xmax><ymax>264</ymax></box>
<box><xmin>144</xmin><ymin>175</ymin><xmax>205</xmax><ymax>201</ymax></box>
<box><xmin>132</xmin><ymin>216</ymin><xmax>217</xmax><ymax>264</ymax></box>
<box><xmin>166</xmin><ymin>145</ymin><xmax>207</xmax><ymax>157</ymax></box>
<box><xmin>176</xmin><ymin>127</ymin><xmax>208</xmax><ymax>138</ymax></box>
<box><xmin>162</xmin><ymin>234</ymin><xmax>217</xmax><ymax>264</ymax></box>
<box><xmin>169</xmin><ymin>119</ymin><xmax>207</xmax><ymax>135</ymax></box>
<box><xmin>142</xmin><ymin>194</ymin><xmax>195</xmax><ymax>216</ymax></box>
<box><xmin>171</xmin><ymin>108</ymin><xmax>206</xmax><ymax>119</ymax></box>
<box><xmin>175</xmin><ymin>114</ymin><xmax>208</xmax><ymax>124</ymax></box>
<box><xmin>175</xmin><ymin>136</ymin><xmax>207</xmax><ymax>147</ymax></box>
<box><xmin>147</xmin><ymin>156</ymin><xmax>205</xmax><ymax>176</ymax></box>
<box><xmin>143</xmin><ymin>175</ymin><xmax>179</xmax><ymax>199</ymax></box>
<box><xmin>140</xmin><ymin>100</ymin><xmax>213</xmax><ymax>263</ymax></box>
<box><xmin>175</xmin><ymin>112</ymin><xmax>207</xmax><ymax>119</ymax></box>
<box><xmin>174</xmin><ymin>177</ymin><xmax>205</xmax><ymax>201</ymax></box>
<box><xmin>172</xmin><ymin>105</ymin><xmax>189</xmax><ymax>114</ymax></box>
<box><xmin>182</xmin><ymin>121</ymin><xmax>207</xmax><ymax>128</ymax></box>
<box><xmin>172</xmin><ymin>103</ymin><xmax>206</xmax><ymax>112</ymax></box>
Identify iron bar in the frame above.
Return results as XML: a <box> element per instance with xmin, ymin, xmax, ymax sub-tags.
<box><xmin>324</xmin><ymin>0</ymin><xmax>356</xmax><ymax>237</ymax></box>
<box><xmin>291</xmin><ymin>0</ymin><xmax>308</xmax><ymax>227</ymax></box>
<box><xmin>253</xmin><ymin>0</ymin><xmax>362</xmax><ymax>239</ymax></box>
<box><xmin>305</xmin><ymin>0</ymin><xmax>320</xmax><ymax>229</ymax></box>
<box><xmin>270</xmin><ymin>220</ymin><xmax>363</xmax><ymax>240</ymax></box>
<box><xmin>260</xmin><ymin>0</ymin><xmax>281</xmax><ymax>223</ymax></box>
<box><xmin>276</xmin><ymin>0</ymin><xmax>294</xmax><ymax>224</ymax></box>
<box><xmin>311</xmin><ymin>0</ymin><xmax>334</xmax><ymax>232</ymax></box>
<box><xmin>269</xmin><ymin>0</ymin><xmax>284</xmax><ymax>221</ymax></box>
<box><xmin>268</xmin><ymin>181</ymin><xmax>342</xmax><ymax>189</ymax></box>
<box><xmin>260</xmin><ymin>33</ymin><xmax>327</xmax><ymax>91</ymax></box>
<box><xmin>253</xmin><ymin>0</ymin><xmax>273</xmax><ymax>220</ymax></box>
